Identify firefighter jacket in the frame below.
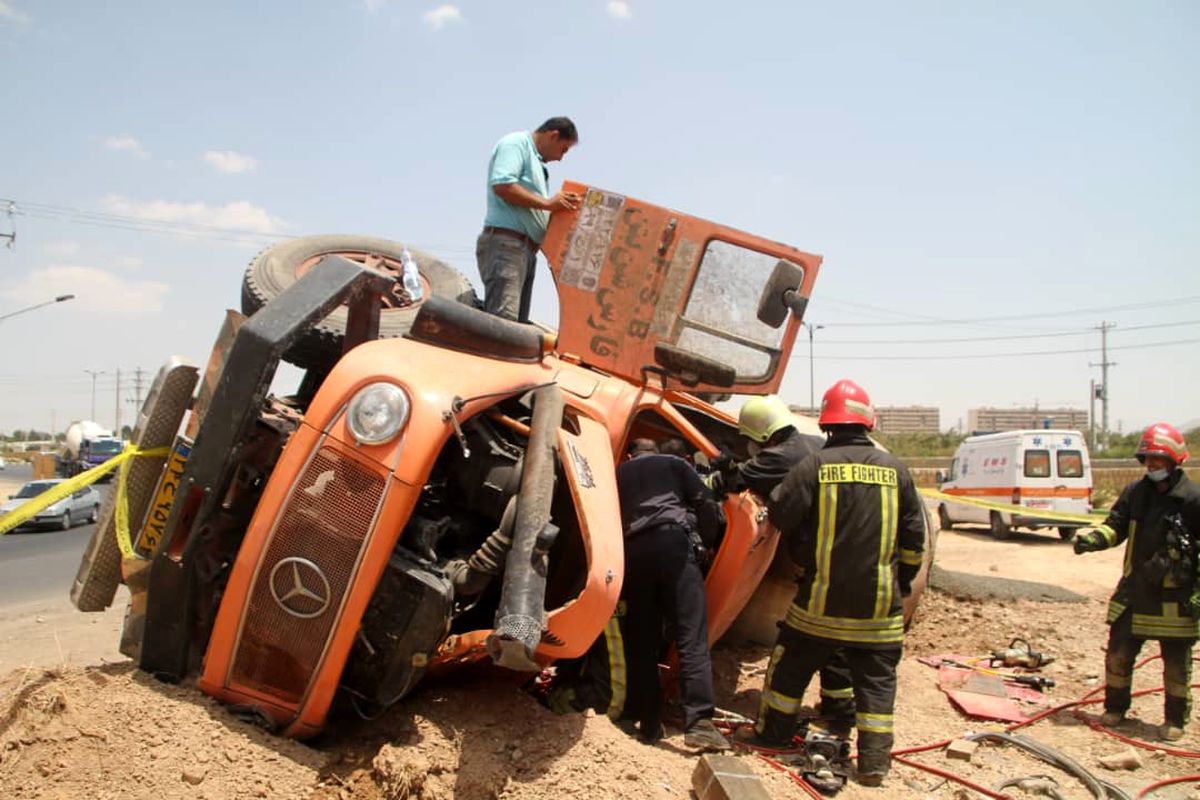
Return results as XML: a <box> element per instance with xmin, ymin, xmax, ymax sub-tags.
<box><xmin>767</xmin><ymin>430</ymin><xmax>925</xmax><ymax>649</ymax></box>
<box><xmin>739</xmin><ymin>427</ymin><xmax>825</xmax><ymax>498</ymax></box>
<box><xmin>1094</xmin><ymin>469</ymin><xmax>1200</xmax><ymax>641</ymax></box>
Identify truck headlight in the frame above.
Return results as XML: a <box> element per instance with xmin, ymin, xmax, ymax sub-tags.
<box><xmin>346</xmin><ymin>382</ymin><xmax>410</xmax><ymax>445</ymax></box>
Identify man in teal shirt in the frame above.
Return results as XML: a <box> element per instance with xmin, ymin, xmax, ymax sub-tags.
<box><xmin>477</xmin><ymin>117</ymin><xmax>580</xmax><ymax>322</ymax></box>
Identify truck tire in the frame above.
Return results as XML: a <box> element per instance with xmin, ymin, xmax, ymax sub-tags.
<box><xmin>938</xmin><ymin>504</ymin><xmax>953</xmax><ymax>531</ymax></box>
<box><xmin>241</xmin><ymin>235</ymin><xmax>480</xmax><ymax>370</ymax></box>
<box><xmin>989</xmin><ymin>510</ymin><xmax>1011</xmax><ymax>540</ymax></box>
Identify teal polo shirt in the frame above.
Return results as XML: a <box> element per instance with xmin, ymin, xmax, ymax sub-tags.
<box><xmin>483</xmin><ymin>131</ymin><xmax>551</xmax><ymax>243</ymax></box>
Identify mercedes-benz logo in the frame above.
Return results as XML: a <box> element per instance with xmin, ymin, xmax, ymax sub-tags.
<box><xmin>269</xmin><ymin>557</ymin><xmax>332</xmax><ymax>619</ymax></box>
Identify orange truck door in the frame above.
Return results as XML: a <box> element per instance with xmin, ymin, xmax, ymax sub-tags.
<box><xmin>542</xmin><ymin>182</ymin><xmax>822</xmax><ymax>396</ymax></box>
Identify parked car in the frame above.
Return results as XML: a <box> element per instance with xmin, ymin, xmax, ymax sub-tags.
<box><xmin>0</xmin><ymin>456</ymin><xmax>6</xmax><ymax>470</ymax></box>
<box><xmin>1</xmin><ymin>479</ymin><xmax>101</xmax><ymax>530</ymax></box>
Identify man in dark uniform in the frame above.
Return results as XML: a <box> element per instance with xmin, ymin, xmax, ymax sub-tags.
<box><xmin>618</xmin><ymin>438</ymin><xmax>730</xmax><ymax>751</ymax></box>
<box><xmin>742</xmin><ymin>380</ymin><xmax>925</xmax><ymax>787</ymax></box>
<box><xmin>710</xmin><ymin>395</ymin><xmax>858</xmax><ymax>735</ymax></box>
<box><xmin>1073</xmin><ymin>422</ymin><xmax>1200</xmax><ymax>741</ymax></box>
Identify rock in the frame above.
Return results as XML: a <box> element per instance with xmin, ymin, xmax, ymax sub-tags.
<box><xmin>989</xmin><ymin>565</ymin><xmax>999</xmax><ymax>572</ymax></box>
<box><xmin>946</xmin><ymin>739</ymin><xmax>978</xmax><ymax>761</ymax></box>
<box><xmin>1098</xmin><ymin>748</ymin><xmax>1142</xmax><ymax>770</ymax></box>
<box><xmin>224</xmin><ymin>748</ymin><xmax>239</xmax><ymax>762</ymax></box>
<box><xmin>181</xmin><ymin>767</ymin><xmax>207</xmax><ymax>785</ymax></box>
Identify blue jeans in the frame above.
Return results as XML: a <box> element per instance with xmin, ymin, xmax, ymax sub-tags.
<box><xmin>476</xmin><ymin>229</ymin><xmax>538</xmax><ymax>322</ymax></box>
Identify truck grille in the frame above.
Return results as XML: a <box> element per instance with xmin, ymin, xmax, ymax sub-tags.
<box><xmin>230</xmin><ymin>445</ymin><xmax>385</xmax><ymax>704</ymax></box>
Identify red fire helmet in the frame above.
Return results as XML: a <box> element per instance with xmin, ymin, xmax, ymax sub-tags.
<box><xmin>818</xmin><ymin>379</ymin><xmax>875</xmax><ymax>431</ymax></box>
<box><xmin>1135</xmin><ymin>422</ymin><xmax>1189</xmax><ymax>465</ymax></box>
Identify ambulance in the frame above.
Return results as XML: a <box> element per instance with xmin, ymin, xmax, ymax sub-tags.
<box><xmin>936</xmin><ymin>429</ymin><xmax>1092</xmax><ymax>539</ymax></box>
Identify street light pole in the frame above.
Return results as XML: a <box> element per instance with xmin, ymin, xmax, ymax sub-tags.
<box><xmin>84</xmin><ymin>370</ymin><xmax>105</xmax><ymax>422</ymax></box>
<box><xmin>0</xmin><ymin>294</ymin><xmax>75</xmax><ymax>323</ymax></box>
<box><xmin>802</xmin><ymin>321</ymin><xmax>824</xmax><ymax>412</ymax></box>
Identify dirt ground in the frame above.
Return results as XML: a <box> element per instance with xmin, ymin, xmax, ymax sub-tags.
<box><xmin>2</xmin><ymin>510</ymin><xmax>1199</xmax><ymax>799</ymax></box>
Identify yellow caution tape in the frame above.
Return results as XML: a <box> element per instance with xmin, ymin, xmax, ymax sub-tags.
<box><xmin>919</xmin><ymin>487</ymin><xmax>1108</xmax><ymax>525</ymax></box>
<box><xmin>0</xmin><ymin>445</ymin><xmax>171</xmax><ymax>550</ymax></box>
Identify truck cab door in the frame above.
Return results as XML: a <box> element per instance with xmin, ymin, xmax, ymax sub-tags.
<box><xmin>542</xmin><ymin>182</ymin><xmax>821</xmax><ymax>395</ymax></box>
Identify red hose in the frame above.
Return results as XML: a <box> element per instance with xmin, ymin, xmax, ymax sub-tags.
<box><xmin>892</xmin><ymin>754</ymin><xmax>1013</xmax><ymax>800</ymax></box>
<box><xmin>892</xmin><ymin>651</ymin><xmax>1200</xmax><ymax>796</ymax></box>
<box><xmin>1135</xmin><ymin>774</ymin><xmax>1200</xmax><ymax>799</ymax></box>
<box><xmin>755</xmin><ymin>753</ymin><xmax>826</xmax><ymax>800</ymax></box>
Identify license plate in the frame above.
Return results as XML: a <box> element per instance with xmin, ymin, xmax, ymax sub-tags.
<box><xmin>134</xmin><ymin>436</ymin><xmax>192</xmax><ymax>556</ymax></box>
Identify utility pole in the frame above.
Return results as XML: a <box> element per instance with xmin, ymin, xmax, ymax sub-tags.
<box><xmin>114</xmin><ymin>367</ymin><xmax>122</xmax><ymax>435</ymax></box>
<box><xmin>1088</xmin><ymin>378</ymin><xmax>1097</xmax><ymax>451</ymax></box>
<box><xmin>84</xmin><ymin>369</ymin><xmax>105</xmax><ymax>421</ymax></box>
<box><xmin>802</xmin><ymin>321</ymin><xmax>825</xmax><ymax>413</ymax></box>
<box><xmin>1089</xmin><ymin>321</ymin><xmax>1116</xmax><ymax>450</ymax></box>
<box><xmin>133</xmin><ymin>367</ymin><xmax>145</xmax><ymax>413</ymax></box>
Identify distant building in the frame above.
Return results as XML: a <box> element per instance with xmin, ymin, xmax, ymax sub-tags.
<box><xmin>875</xmin><ymin>406</ymin><xmax>941</xmax><ymax>434</ymax></box>
<box><xmin>967</xmin><ymin>407</ymin><xmax>1088</xmax><ymax>433</ymax></box>
<box><xmin>788</xmin><ymin>404</ymin><xmax>941</xmax><ymax>434</ymax></box>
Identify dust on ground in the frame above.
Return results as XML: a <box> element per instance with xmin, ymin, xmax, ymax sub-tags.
<box><xmin>1</xmin><ymin>519</ymin><xmax>1198</xmax><ymax>799</ymax></box>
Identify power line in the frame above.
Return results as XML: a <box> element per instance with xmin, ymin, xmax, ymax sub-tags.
<box><xmin>812</xmin><ymin>336</ymin><xmax>1200</xmax><ymax>361</ymax></box>
<box><xmin>821</xmin><ymin>295</ymin><xmax>1200</xmax><ymax>327</ymax></box>
<box><xmin>810</xmin><ymin>319</ymin><xmax>1200</xmax><ymax>346</ymax></box>
<box><xmin>1</xmin><ymin>195</ymin><xmax>478</xmax><ymax>254</ymax></box>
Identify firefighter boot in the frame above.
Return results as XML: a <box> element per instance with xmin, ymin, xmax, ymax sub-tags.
<box><xmin>684</xmin><ymin>718</ymin><xmax>731</xmax><ymax>752</ymax></box>
<box><xmin>1160</xmin><ymin>723</ymin><xmax>1186</xmax><ymax>742</ymax></box>
<box><xmin>856</xmin><ymin>749</ymin><xmax>890</xmax><ymax>787</ymax></box>
<box><xmin>1099</xmin><ymin>710</ymin><xmax>1125</xmax><ymax>727</ymax></box>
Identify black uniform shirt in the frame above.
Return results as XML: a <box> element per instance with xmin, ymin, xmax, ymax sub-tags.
<box><xmin>739</xmin><ymin>427</ymin><xmax>824</xmax><ymax>498</ymax></box>
<box><xmin>617</xmin><ymin>453</ymin><xmax>722</xmax><ymax>546</ymax></box>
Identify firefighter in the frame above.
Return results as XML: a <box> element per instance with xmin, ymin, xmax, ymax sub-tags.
<box><xmin>1073</xmin><ymin>422</ymin><xmax>1200</xmax><ymax>742</ymax></box>
<box><xmin>715</xmin><ymin>395</ymin><xmax>858</xmax><ymax>735</ymax></box>
<box><xmin>740</xmin><ymin>379</ymin><xmax>925</xmax><ymax>787</ymax></box>
<box><xmin>617</xmin><ymin>438</ymin><xmax>730</xmax><ymax>751</ymax></box>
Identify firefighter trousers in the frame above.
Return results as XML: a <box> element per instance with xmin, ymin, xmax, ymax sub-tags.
<box><xmin>622</xmin><ymin>524</ymin><xmax>715</xmax><ymax>732</ymax></box>
<box><xmin>818</xmin><ymin>650</ymin><xmax>856</xmax><ymax>726</ymax></box>
<box><xmin>756</xmin><ymin>625</ymin><xmax>900</xmax><ymax>775</ymax></box>
<box><xmin>1104</xmin><ymin>611</ymin><xmax>1194</xmax><ymax>727</ymax></box>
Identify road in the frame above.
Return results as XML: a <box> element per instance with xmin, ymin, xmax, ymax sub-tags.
<box><xmin>0</xmin><ymin>461</ymin><xmax>107</xmax><ymax>606</ymax></box>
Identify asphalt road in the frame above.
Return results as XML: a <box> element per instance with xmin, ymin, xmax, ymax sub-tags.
<box><xmin>0</xmin><ymin>461</ymin><xmax>107</xmax><ymax>607</ymax></box>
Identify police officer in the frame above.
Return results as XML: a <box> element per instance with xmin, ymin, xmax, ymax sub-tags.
<box><xmin>1073</xmin><ymin>422</ymin><xmax>1200</xmax><ymax>742</ymax></box>
<box><xmin>617</xmin><ymin>438</ymin><xmax>730</xmax><ymax>751</ymax></box>
<box><xmin>716</xmin><ymin>395</ymin><xmax>858</xmax><ymax>735</ymax></box>
<box><xmin>741</xmin><ymin>380</ymin><xmax>925</xmax><ymax>787</ymax></box>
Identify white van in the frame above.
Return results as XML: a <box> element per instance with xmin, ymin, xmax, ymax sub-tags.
<box><xmin>937</xmin><ymin>429</ymin><xmax>1092</xmax><ymax>539</ymax></box>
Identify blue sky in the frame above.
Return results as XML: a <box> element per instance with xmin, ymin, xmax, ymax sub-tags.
<box><xmin>0</xmin><ymin>1</ymin><xmax>1197</xmax><ymax>436</ymax></box>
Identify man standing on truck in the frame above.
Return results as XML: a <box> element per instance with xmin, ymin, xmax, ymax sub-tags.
<box><xmin>477</xmin><ymin>117</ymin><xmax>581</xmax><ymax>322</ymax></box>
<box><xmin>707</xmin><ymin>395</ymin><xmax>857</xmax><ymax>736</ymax></box>
<box><xmin>740</xmin><ymin>380</ymin><xmax>925</xmax><ymax>787</ymax></box>
<box><xmin>1072</xmin><ymin>422</ymin><xmax>1200</xmax><ymax>742</ymax></box>
<box><xmin>617</xmin><ymin>438</ymin><xmax>730</xmax><ymax>751</ymax></box>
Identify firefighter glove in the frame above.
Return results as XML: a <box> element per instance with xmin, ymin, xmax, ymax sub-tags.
<box><xmin>1073</xmin><ymin>530</ymin><xmax>1104</xmax><ymax>555</ymax></box>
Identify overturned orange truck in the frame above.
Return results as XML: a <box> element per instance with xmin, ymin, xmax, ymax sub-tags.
<box><xmin>70</xmin><ymin>181</ymin><xmax>933</xmax><ymax>738</ymax></box>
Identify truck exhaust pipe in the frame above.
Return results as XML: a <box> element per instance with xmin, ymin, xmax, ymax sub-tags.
<box><xmin>486</xmin><ymin>385</ymin><xmax>564</xmax><ymax>671</ymax></box>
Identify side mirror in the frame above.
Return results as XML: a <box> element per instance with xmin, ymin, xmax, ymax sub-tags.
<box><xmin>756</xmin><ymin>259</ymin><xmax>807</xmax><ymax>328</ymax></box>
<box><xmin>935</xmin><ymin>470</ymin><xmax>947</xmax><ymax>484</ymax></box>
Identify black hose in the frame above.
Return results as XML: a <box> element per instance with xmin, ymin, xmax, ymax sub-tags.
<box><xmin>968</xmin><ymin>732</ymin><xmax>1133</xmax><ymax>800</ymax></box>
<box><xmin>486</xmin><ymin>385</ymin><xmax>564</xmax><ymax>671</ymax></box>
<box><xmin>447</xmin><ymin>496</ymin><xmax>518</xmax><ymax>596</ymax></box>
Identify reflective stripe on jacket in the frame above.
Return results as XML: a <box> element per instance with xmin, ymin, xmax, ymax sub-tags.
<box><xmin>1095</xmin><ymin>470</ymin><xmax>1200</xmax><ymax>641</ymax></box>
<box><xmin>767</xmin><ymin>430</ymin><xmax>925</xmax><ymax>648</ymax></box>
